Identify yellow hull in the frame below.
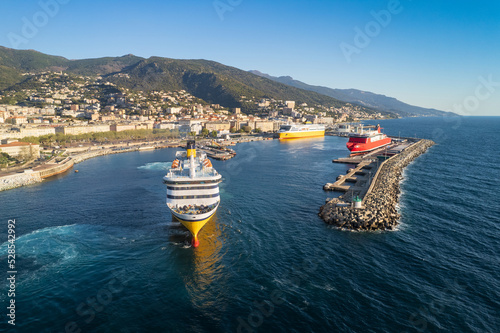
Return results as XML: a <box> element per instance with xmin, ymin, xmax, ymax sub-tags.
<box><xmin>279</xmin><ymin>130</ymin><xmax>325</xmax><ymax>140</ymax></box>
<box><xmin>173</xmin><ymin>211</ymin><xmax>217</xmax><ymax>247</ymax></box>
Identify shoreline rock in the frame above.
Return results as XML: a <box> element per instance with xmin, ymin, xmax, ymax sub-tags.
<box><xmin>319</xmin><ymin>139</ymin><xmax>435</xmax><ymax>231</ymax></box>
<box><xmin>0</xmin><ymin>148</ymin><xmax>135</xmax><ymax>192</ymax></box>
<box><xmin>0</xmin><ymin>171</ymin><xmax>42</xmax><ymax>192</ymax></box>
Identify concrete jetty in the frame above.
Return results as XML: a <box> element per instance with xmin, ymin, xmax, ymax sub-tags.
<box><xmin>319</xmin><ymin>139</ymin><xmax>435</xmax><ymax>231</ymax></box>
<box><xmin>323</xmin><ymin>160</ymin><xmax>374</xmax><ymax>195</ymax></box>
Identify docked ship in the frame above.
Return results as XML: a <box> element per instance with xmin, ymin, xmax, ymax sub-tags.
<box><xmin>278</xmin><ymin>123</ymin><xmax>325</xmax><ymax>140</ymax></box>
<box><xmin>346</xmin><ymin>124</ymin><xmax>391</xmax><ymax>155</ymax></box>
<box><xmin>163</xmin><ymin>141</ymin><xmax>222</xmax><ymax>247</ymax></box>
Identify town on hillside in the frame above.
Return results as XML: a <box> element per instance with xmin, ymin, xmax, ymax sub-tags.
<box><xmin>0</xmin><ymin>71</ymin><xmax>389</xmax><ymax>166</ymax></box>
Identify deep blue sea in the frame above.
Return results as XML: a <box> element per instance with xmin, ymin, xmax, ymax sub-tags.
<box><xmin>1</xmin><ymin>117</ymin><xmax>499</xmax><ymax>333</ymax></box>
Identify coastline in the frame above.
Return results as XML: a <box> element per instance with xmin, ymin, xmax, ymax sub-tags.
<box><xmin>0</xmin><ymin>135</ymin><xmax>272</xmax><ymax>192</ymax></box>
<box><xmin>0</xmin><ymin>141</ymin><xmax>176</xmax><ymax>192</ymax></box>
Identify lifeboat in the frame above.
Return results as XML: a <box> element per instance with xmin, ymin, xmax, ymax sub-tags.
<box><xmin>171</xmin><ymin>159</ymin><xmax>180</xmax><ymax>169</ymax></box>
<box><xmin>203</xmin><ymin>158</ymin><xmax>212</xmax><ymax>168</ymax></box>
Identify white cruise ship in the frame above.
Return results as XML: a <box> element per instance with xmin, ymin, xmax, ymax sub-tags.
<box><xmin>163</xmin><ymin>141</ymin><xmax>222</xmax><ymax>247</ymax></box>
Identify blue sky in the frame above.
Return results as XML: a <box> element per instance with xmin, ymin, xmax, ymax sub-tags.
<box><xmin>1</xmin><ymin>0</ymin><xmax>499</xmax><ymax>115</ymax></box>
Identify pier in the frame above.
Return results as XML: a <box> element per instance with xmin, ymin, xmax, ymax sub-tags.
<box><xmin>319</xmin><ymin>138</ymin><xmax>435</xmax><ymax>231</ymax></box>
<box><xmin>323</xmin><ymin>160</ymin><xmax>373</xmax><ymax>194</ymax></box>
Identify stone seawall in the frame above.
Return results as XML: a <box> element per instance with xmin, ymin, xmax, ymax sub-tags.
<box><xmin>319</xmin><ymin>139</ymin><xmax>435</xmax><ymax>231</ymax></box>
<box><xmin>71</xmin><ymin>149</ymin><xmax>114</xmax><ymax>164</ymax></box>
<box><xmin>0</xmin><ymin>148</ymin><xmax>140</xmax><ymax>192</ymax></box>
<box><xmin>0</xmin><ymin>171</ymin><xmax>42</xmax><ymax>192</ymax></box>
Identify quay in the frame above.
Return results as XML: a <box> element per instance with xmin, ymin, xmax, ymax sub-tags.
<box><xmin>319</xmin><ymin>138</ymin><xmax>435</xmax><ymax>231</ymax></box>
<box><xmin>324</xmin><ymin>139</ymin><xmax>414</xmax><ymax>198</ymax></box>
<box><xmin>323</xmin><ymin>160</ymin><xmax>373</xmax><ymax>193</ymax></box>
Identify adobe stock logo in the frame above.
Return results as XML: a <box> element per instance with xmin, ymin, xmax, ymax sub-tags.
<box><xmin>340</xmin><ymin>0</ymin><xmax>409</xmax><ymax>64</ymax></box>
<box><xmin>213</xmin><ymin>0</ymin><xmax>243</xmax><ymax>21</ymax></box>
<box><xmin>7</xmin><ymin>0</ymin><xmax>71</xmax><ymax>48</ymax></box>
<box><xmin>452</xmin><ymin>75</ymin><xmax>499</xmax><ymax>114</ymax></box>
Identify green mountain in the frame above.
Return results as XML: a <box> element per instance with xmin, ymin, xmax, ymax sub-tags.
<box><xmin>249</xmin><ymin>70</ymin><xmax>456</xmax><ymax>117</ymax></box>
<box><xmin>0</xmin><ymin>46</ymin><xmax>65</xmax><ymax>90</ymax></box>
<box><xmin>0</xmin><ymin>46</ymin><xmax>67</xmax><ymax>71</ymax></box>
<box><xmin>104</xmin><ymin>57</ymin><xmax>372</xmax><ymax>112</ymax></box>
<box><xmin>66</xmin><ymin>54</ymin><xmax>144</xmax><ymax>76</ymax></box>
<box><xmin>0</xmin><ymin>46</ymin><xmax>380</xmax><ymax>114</ymax></box>
<box><xmin>0</xmin><ymin>46</ymin><xmax>145</xmax><ymax>90</ymax></box>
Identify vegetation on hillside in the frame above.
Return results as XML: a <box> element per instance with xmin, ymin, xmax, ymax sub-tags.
<box><xmin>105</xmin><ymin>57</ymin><xmax>354</xmax><ymax>113</ymax></box>
<box><xmin>0</xmin><ymin>46</ymin><xmax>369</xmax><ymax>114</ymax></box>
<box><xmin>20</xmin><ymin>129</ymin><xmax>179</xmax><ymax>147</ymax></box>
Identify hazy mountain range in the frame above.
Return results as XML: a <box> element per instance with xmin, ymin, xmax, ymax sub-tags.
<box><xmin>249</xmin><ymin>70</ymin><xmax>455</xmax><ymax>117</ymax></box>
<box><xmin>0</xmin><ymin>46</ymin><xmax>453</xmax><ymax>116</ymax></box>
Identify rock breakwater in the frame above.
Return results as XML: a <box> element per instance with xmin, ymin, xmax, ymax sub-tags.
<box><xmin>0</xmin><ymin>171</ymin><xmax>42</xmax><ymax>192</ymax></box>
<box><xmin>319</xmin><ymin>139</ymin><xmax>435</xmax><ymax>231</ymax></box>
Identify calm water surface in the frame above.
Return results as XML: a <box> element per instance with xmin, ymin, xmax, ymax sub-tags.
<box><xmin>0</xmin><ymin>117</ymin><xmax>499</xmax><ymax>332</ymax></box>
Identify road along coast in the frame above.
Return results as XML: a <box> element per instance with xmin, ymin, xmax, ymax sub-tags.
<box><xmin>319</xmin><ymin>139</ymin><xmax>435</xmax><ymax>231</ymax></box>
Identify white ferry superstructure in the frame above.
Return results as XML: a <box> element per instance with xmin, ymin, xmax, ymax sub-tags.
<box><xmin>163</xmin><ymin>140</ymin><xmax>222</xmax><ymax>247</ymax></box>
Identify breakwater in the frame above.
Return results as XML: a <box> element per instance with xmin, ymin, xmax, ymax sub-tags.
<box><xmin>0</xmin><ymin>171</ymin><xmax>42</xmax><ymax>191</ymax></box>
<box><xmin>0</xmin><ymin>157</ymin><xmax>75</xmax><ymax>191</ymax></box>
<box><xmin>319</xmin><ymin>139</ymin><xmax>435</xmax><ymax>231</ymax></box>
<box><xmin>37</xmin><ymin>157</ymin><xmax>74</xmax><ymax>179</ymax></box>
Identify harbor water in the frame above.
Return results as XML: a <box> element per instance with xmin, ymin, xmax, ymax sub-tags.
<box><xmin>1</xmin><ymin>117</ymin><xmax>499</xmax><ymax>332</ymax></box>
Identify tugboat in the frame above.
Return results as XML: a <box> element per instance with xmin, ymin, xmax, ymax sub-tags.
<box><xmin>346</xmin><ymin>124</ymin><xmax>391</xmax><ymax>155</ymax></box>
<box><xmin>163</xmin><ymin>141</ymin><xmax>222</xmax><ymax>247</ymax></box>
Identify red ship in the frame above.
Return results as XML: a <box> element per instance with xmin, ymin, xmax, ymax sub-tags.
<box><xmin>346</xmin><ymin>124</ymin><xmax>391</xmax><ymax>155</ymax></box>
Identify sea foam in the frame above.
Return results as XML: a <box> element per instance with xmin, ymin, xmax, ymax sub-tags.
<box><xmin>137</xmin><ymin>162</ymin><xmax>172</xmax><ymax>170</ymax></box>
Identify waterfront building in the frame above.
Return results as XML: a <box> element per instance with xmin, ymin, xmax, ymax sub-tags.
<box><xmin>205</xmin><ymin>122</ymin><xmax>231</xmax><ymax>132</ymax></box>
<box><xmin>155</xmin><ymin>122</ymin><xmax>177</xmax><ymax>130</ymax></box>
<box><xmin>16</xmin><ymin>126</ymin><xmax>56</xmax><ymax>137</ymax></box>
<box><xmin>135</xmin><ymin>123</ymin><xmax>154</xmax><ymax>130</ymax></box>
<box><xmin>110</xmin><ymin>124</ymin><xmax>136</xmax><ymax>132</ymax></box>
<box><xmin>56</xmin><ymin>125</ymin><xmax>110</xmax><ymax>135</ymax></box>
<box><xmin>0</xmin><ymin>142</ymin><xmax>40</xmax><ymax>158</ymax></box>
<box><xmin>178</xmin><ymin>120</ymin><xmax>203</xmax><ymax>135</ymax></box>
<box><xmin>252</xmin><ymin>121</ymin><xmax>274</xmax><ymax>132</ymax></box>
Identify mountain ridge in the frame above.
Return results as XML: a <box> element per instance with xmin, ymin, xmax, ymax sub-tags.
<box><xmin>0</xmin><ymin>46</ymin><xmax>379</xmax><ymax>115</ymax></box>
<box><xmin>249</xmin><ymin>70</ymin><xmax>455</xmax><ymax>117</ymax></box>
<box><xmin>0</xmin><ymin>46</ymin><xmax>446</xmax><ymax>117</ymax></box>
